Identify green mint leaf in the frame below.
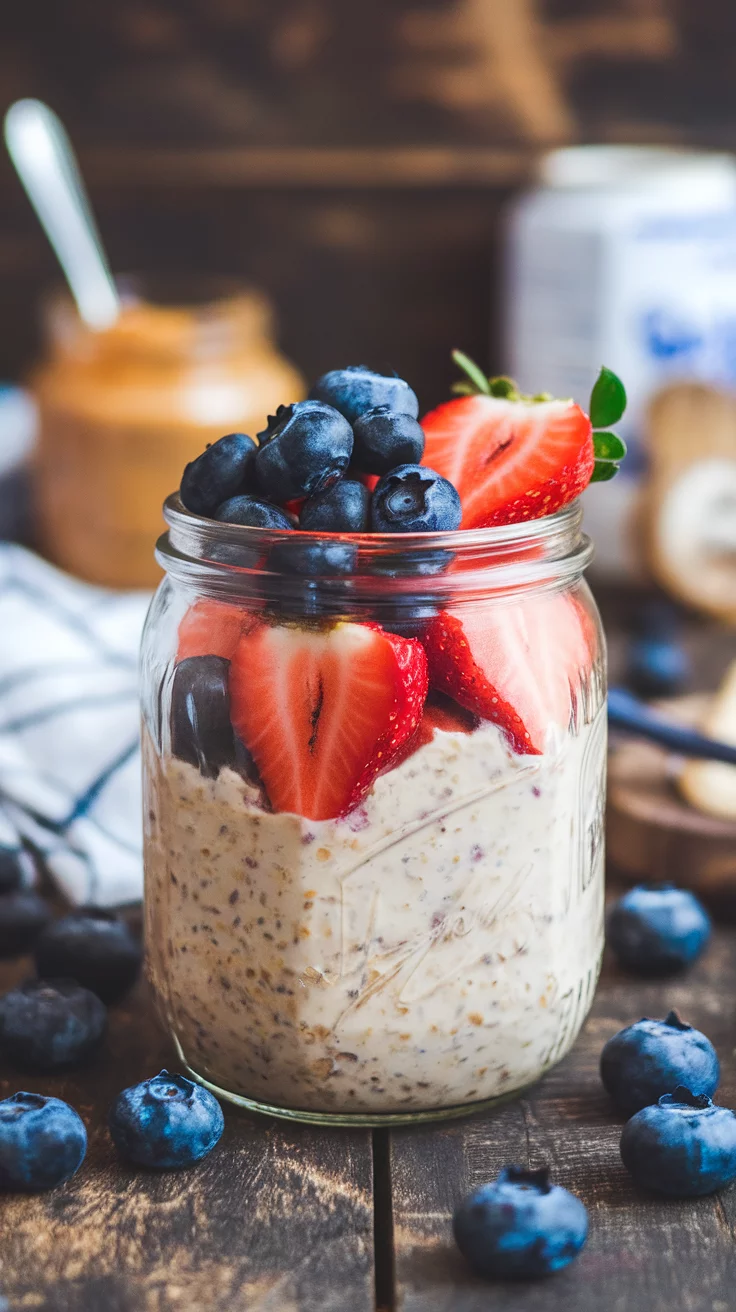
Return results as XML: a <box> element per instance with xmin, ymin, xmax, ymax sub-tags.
<box><xmin>590</xmin><ymin>459</ymin><xmax>619</xmax><ymax>483</ymax></box>
<box><xmin>593</xmin><ymin>431</ymin><xmax>627</xmax><ymax>461</ymax></box>
<box><xmin>589</xmin><ymin>366</ymin><xmax>627</xmax><ymax>429</ymax></box>
<box><xmin>451</xmin><ymin>349</ymin><xmax>491</xmax><ymax>395</ymax></box>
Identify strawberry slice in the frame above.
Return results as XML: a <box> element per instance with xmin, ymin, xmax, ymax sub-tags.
<box><xmin>229</xmin><ymin>621</ymin><xmax>428</xmax><ymax>820</ymax></box>
<box><xmin>390</xmin><ymin>691</ymin><xmax>480</xmax><ymax>769</ymax></box>
<box><xmin>422</xmin><ymin>392</ymin><xmax>593</xmax><ymax>529</ymax></box>
<box><xmin>421</xmin><ymin>593</ymin><xmax>592</xmax><ymax>754</ymax></box>
<box><xmin>176</xmin><ymin>599</ymin><xmax>257</xmax><ymax>663</ymax></box>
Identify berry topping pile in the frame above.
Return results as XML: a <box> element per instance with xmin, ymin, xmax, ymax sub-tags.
<box><xmin>172</xmin><ymin>357</ymin><xmax>625</xmax><ymax>817</ymax></box>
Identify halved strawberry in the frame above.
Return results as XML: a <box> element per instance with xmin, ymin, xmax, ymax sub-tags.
<box><xmin>421</xmin><ymin>393</ymin><xmax>593</xmax><ymax>529</ymax></box>
<box><xmin>176</xmin><ymin>599</ymin><xmax>258</xmax><ymax>663</ymax></box>
<box><xmin>390</xmin><ymin>691</ymin><xmax>480</xmax><ymax>769</ymax></box>
<box><xmin>229</xmin><ymin>621</ymin><xmax>428</xmax><ymax>820</ymax></box>
<box><xmin>421</xmin><ymin>593</ymin><xmax>592</xmax><ymax>754</ymax></box>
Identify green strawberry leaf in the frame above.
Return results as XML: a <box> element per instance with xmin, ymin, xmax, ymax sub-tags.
<box><xmin>488</xmin><ymin>376</ymin><xmax>518</xmax><ymax>399</ymax></box>
<box><xmin>451</xmin><ymin>349</ymin><xmax>491</xmax><ymax>396</ymax></box>
<box><xmin>450</xmin><ymin>381</ymin><xmax>477</xmax><ymax>396</ymax></box>
<box><xmin>589</xmin><ymin>366</ymin><xmax>627</xmax><ymax>429</ymax></box>
<box><xmin>590</xmin><ymin>459</ymin><xmax>619</xmax><ymax>483</ymax></box>
<box><xmin>593</xmin><ymin>431</ymin><xmax>627</xmax><ymax>461</ymax></box>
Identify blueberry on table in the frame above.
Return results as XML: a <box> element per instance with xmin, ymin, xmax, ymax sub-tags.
<box><xmin>0</xmin><ymin>979</ymin><xmax>106</xmax><ymax>1071</ymax></box>
<box><xmin>34</xmin><ymin>909</ymin><xmax>142</xmax><ymax>1006</ymax></box>
<box><xmin>309</xmin><ymin>365</ymin><xmax>419</xmax><ymax>425</ymax></box>
<box><xmin>621</xmin><ymin>1087</ymin><xmax>736</xmax><ymax>1197</ymax></box>
<box><xmin>626</xmin><ymin>635</ymin><xmax>689</xmax><ymax>699</ymax></box>
<box><xmin>109</xmin><ymin>1070</ymin><xmax>224</xmax><ymax>1169</ymax></box>
<box><xmin>180</xmin><ymin>433</ymin><xmax>257</xmax><ymax>516</ymax></box>
<box><xmin>171</xmin><ymin>655</ymin><xmax>236</xmax><ymax>778</ymax></box>
<box><xmin>214</xmin><ymin>495</ymin><xmax>294</xmax><ymax>529</ymax></box>
<box><xmin>453</xmin><ymin>1166</ymin><xmax>588</xmax><ymax>1280</ymax></box>
<box><xmin>351</xmin><ymin>406</ymin><xmax>425</xmax><ymax>474</ymax></box>
<box><xmin>0</xmin><ymin>891</ymin><xmax>52</xmax><ymax>959</ymax></box>
<box><xmin>300</xmin><ymin>479</ymin><xmax>371</xmax><ymax>533</ymax></box>
<box><xmin>607</xmin><ymin>884</ymin><xmax>711</xmax><ymax>975</ymax></box>
<box><xmin>600</xmin><ymin>1010</ymin><xmax>719</xmax><ymax>1115</ymax></box>
<box><xmin>0</xmin><ymin>1092</ymin><xmax>86</xmax><ymax>1192</ymax></box>
<box><xmin>255</xmin><ymin>401</ymin><xmax>353</xmax><ymax>501</ymax></box>
<box><xmin>371</xmin><ymin>465</ymin><xmax>462</xmax><ymax>533</ymax></box>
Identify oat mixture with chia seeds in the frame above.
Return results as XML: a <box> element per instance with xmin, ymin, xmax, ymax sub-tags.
<box><xmin>144</xmin><ymin>709</ymin><xmax>606</xmax><ymax>1114</ymax></box>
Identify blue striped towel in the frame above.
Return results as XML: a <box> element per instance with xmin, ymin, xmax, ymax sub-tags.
<box><xmin>0</xmin><ymin>544</ymin><xmax>150</xmax><ymax>906</ymax></box>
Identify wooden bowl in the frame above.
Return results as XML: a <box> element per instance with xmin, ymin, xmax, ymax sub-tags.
<box><xmin>607</xmin><ymin>694</ymin><xmax>736</xmax><ymax>916</ymax></box>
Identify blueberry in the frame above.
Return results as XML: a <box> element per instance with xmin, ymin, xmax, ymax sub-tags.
<box><xmin>371</xmin><ymin>465</ymin><xmax>462</xmax><ymax>533</ymax></box>
<box><xmin>255</xmin><ymin>401</ymin><xmax>353</xmax><ymax>501</ymax></box>
<box><xmin>453</xmin><ymin>1166</ymin><xmax>588</xmax><ymax>1280</ymax></box>
<box><xmin>309</xmin><ymin>366</ymin><xmax>419</xmax><ymax>425</ymax></box>
<box><xmin>0</xmin><ymin>891</ymin><xmax>52</xmax><ymax>959</ymax></box>
<box><xmin>300</xmin><ymin>480</ymin><xmax>370</xmax><ymax>533</ymax></box>
<box><xmin>626</xmin><ymin>636</ymin><xmax>689</xmax><ymax>699</ymax></box>
<box><xmin>0</xmin><ymin>979</ymin><xmax>106</xmax><ymax>1071</ymax></box>
<box><xmin>34</xmin><ymin>909</ymin><xmax>142</xmax><ymax>1006</ymax></box>
<box><xmin>214</xmin><ymin>496</ymin><xmax>294</xmax><ymax>529</ymax></box>
<box><xmin>171</xmin><ymin>656</ymin><xmax>236</xmax><ymax>778</ymax></box>
<box><xmin>269</xmin><ymin>538</ymin><xmax>356</xmax><ymax>578</ymax></box>
<box><xmin>109</xmin><ymin>1070</ymin><xmax>224</xmax><ymax>1168</ymax></box>
<box><xmin>607</xmin><ymin>884</ymin><xmax>711</xmax><ymax>975</ymax></box>
<box><xmin>351</xmin><ymin>406</ymin><xmax>425</xmax><ymax>475</ymax></box>
<box><xmin>180</xmin><ymin>433</ymin><xmax>257</xmax><ymax>516</ymax></box>
<box><xmin>621</xmin><ymin>1087</ymin><xmax>736</xmax><ymax>1197</ymax></box>
<box><xmin>0</xmin><ymin>1092</ymin><xmax>86</xmax><ymax>1192</ymax></box>
<box><xmin>600</xmin><ymin>1010</ymin><xmax>719</xmax><ymax>1115</ymax></box>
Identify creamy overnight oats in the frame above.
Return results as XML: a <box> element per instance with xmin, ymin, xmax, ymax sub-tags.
<box><xmin>142</xmin><ymin>356</ymin><xmax>623</xmax><ymax>1122</ymax></box>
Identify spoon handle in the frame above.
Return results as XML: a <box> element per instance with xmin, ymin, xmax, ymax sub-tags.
<box><xmin>608</xmin><ymin>686</ymin><xmax>736</xmax><ymax>766</ymax></box>
<box><xmin>4</xmin><ymin>99</ymin><xmax>120</xmax><ymax>329</ymax></box>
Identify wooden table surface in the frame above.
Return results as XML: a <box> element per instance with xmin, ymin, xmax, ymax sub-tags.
<box><xmin>2</xmin><ymin>906</ymin><xmax>735</xmax><ymax>1312</ymax></box>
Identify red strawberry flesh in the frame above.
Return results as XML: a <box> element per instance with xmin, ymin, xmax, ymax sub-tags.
<box><xmin>176</xmin><ymin>599</ymin><xmax>257</xmax><ymax>663</ymax></box>
<box><xmin>421</xmin><ymin>395</ymin><xmax>593</xmax><ymax>528</ymax></box>
<box><xmin>422</xmin><ymin>594</ymin><xmax>592</xmax><ymax>754</ymax></box>
<box><xmin>229</xmin><ymin>621</ymin><xmax>428</xmax><ymax>820</ymax></box>
<box><xmin>389</xmin><ymin>691</ymin><xmax>480</xmax><ymax>769</ymax></box>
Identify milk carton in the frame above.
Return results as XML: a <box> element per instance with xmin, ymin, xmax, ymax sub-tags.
<box><xmin>505</xmin><ymin>147</ymin><xmax>736</xmax><ymax>577</ymax></box>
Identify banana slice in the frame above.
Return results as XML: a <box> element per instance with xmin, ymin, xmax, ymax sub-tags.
<box><xmin>679</xmin><ymin>660</ymin><xmax>736</xmax><ymax>819</ymax></box>
<box><xmin>646</xmin><ymin>384</ymin><xmax>736</xmax><ymax>620</ymax></box>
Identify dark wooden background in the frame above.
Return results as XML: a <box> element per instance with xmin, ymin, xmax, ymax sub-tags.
<box><xmin>2</xmin><ymin>0</ymin><xmax>736</xmax><ymax>403</ymax></box>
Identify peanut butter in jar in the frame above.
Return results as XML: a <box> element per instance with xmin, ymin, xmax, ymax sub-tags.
<box><xmin>31</xmin><ymin>280</ymin><xmax>305</xmax><ymax>588</ymax></box>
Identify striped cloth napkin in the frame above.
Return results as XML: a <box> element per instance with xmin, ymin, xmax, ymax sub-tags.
<box><xmin>0</xmin><ymin>544</ymin><xmax>150</xmax><ymax>906</ymax></box>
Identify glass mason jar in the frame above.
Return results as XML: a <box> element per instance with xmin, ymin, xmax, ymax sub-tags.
<box><xmin>141</xmin><ymin>495</ymin><xmax>607</xmax><ymax>1126</ymax></box>
<box><xmin>30</xmin><ymin>279</ymin><xmax>304</xmax><ymax>589</ymax></box>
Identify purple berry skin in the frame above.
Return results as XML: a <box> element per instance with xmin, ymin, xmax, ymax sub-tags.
<box><xmin>109</xmin><ymin>1070</ymin><xmax>224</xmax><ymax>1169</ymax></box>
<box><xmin>600</xmin><ymin>1011</ymin><xmax>719</xmax><ymax>1115</ymax></box>
<box><xmin>0</xmin><ymin>1092</ymin><xmax>86</xmax><ymax>1192</ymax></box>
<box><xmin>621</xmin><ymin>1087</ymin><xmax>736</xmax><ymax>1197</ymax></box>
<box><xmin>607</xmin><ymin>884</ymin><xmax>711</xmax><ymax>975</ymax></box>
<box><xmin>0</xmin><ymin>979</ymin><xmax>106</xmax><ymax>1071</ymax></box>
<box><xmin>453</xmin><ymin>1166</ymin><xmax>588</xmax><ymax>1280</ymax></box>
<box><xmin>309</xmin><ymin>366</ymin><xmax>418</xmax><ymax>426</ymax></box>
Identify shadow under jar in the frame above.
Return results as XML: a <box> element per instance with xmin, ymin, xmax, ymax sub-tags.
<box><xmin>141</xmin><ymin>496</ymin><xmax>607</xmax><ymax>1126</ymax></box>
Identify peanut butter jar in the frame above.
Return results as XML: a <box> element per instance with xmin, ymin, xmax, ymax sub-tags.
<box><xmin>31</xmin><ymin>280</ymin><xmax>305</xmax><ymax>589</ymax></box>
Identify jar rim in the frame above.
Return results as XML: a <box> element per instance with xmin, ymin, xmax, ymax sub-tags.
<box><xmin>157</xmin><ymin>493</ymin><xmax>593</xmax><ymax>610</ymax></box>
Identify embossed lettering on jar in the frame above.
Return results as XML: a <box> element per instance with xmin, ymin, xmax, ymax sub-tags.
<box><xmin>141</xmin><ymin>496</ymin><xmax>607</xmax><ymax>1125</ymax></box>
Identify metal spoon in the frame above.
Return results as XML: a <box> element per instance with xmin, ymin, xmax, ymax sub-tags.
<box><xmin>608</xmin><ymin>686</ymin><xmax>736</xmax><ymax>765</ymax></box>
<box><xmin>4</xmin><ymin>99</ymin><xmax>120</xmax><ymax>329</ymax></box>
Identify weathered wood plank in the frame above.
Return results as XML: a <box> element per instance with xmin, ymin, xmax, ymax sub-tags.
<box><xmin>389</xmin><ymin>925</ymin><xmax>736</xmax><ymax>1311</ymax></box>
<box><xmin>0</xmin><ymin>961</ymin><xmax>375</xmax><ymax>1312</ymax></box>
